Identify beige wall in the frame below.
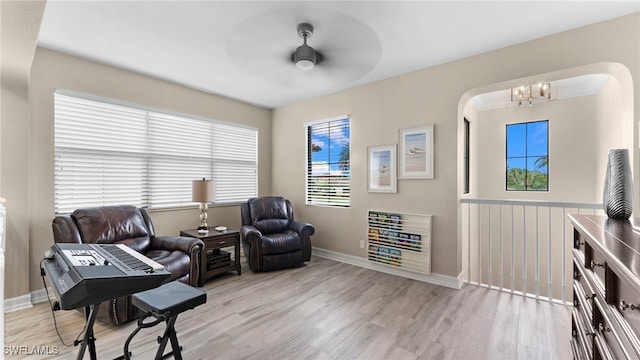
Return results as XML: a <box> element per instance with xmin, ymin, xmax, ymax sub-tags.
<box><xmin>272</xmin><ymin>13</ymin><xmax>640</xmax><ymax>279</ymax></box>
<box><xmin>471</xmin><ymin>96</ymin><xmax>599</xmax><ymax>202</ymax></box>
<box><xmin>1</xmin><ymin>1</ymin><xmax>46</xmax><ymax>300</ymax></box>
<box><xmin>26</xmin><ymin>48</ymin><xmax>272</xmax><ymax>295</ymax></box>
<box><xmin>595</xmin><ymin>75</ymin><xmax>633</xmax><ymax>198</ymax></box>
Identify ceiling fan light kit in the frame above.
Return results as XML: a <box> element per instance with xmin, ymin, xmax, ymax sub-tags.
<box><xmin>294</xmin><ymin>45</ymin><xmax>316</xmax><ymax>70</ymax></box>
<box><xmin>293</xmin><ymin>23</ymin><xmax>321</xmax><ymax>70</ymax></box>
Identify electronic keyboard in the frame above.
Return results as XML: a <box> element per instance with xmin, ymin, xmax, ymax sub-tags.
<box><xmin>41</xmin><ymin>243</ymin><xmax>172</xmax><ymax>310</ymax></box>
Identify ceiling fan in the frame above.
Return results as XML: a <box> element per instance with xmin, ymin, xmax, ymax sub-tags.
<box><xmin>291</xmin><ymin>23</ymin><xmax>323</xmax><ymax>70</ymax></box>
<box><xmin>225</xmin><ymin>8</ymin><xmax>382</xmax><ymax>86</ymax></box>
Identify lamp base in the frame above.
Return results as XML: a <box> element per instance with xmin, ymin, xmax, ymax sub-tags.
<box><xmin>197</xmin><ymin>202</ymin><xmax>209</xmax><ymax>234</ymax></box>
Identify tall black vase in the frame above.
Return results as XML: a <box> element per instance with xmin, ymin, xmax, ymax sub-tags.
<box><xmin>603</xmin><ymin>149</ymin><xmax>634</xmax><ymax>219</ymax></box>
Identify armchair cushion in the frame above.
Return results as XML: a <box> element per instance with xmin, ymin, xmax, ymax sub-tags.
<box><xmin>248</xmin><ymin>197</ymin><xmax>291</xmax><ymax>234</ymax></box>
<box><xmin>261</xmin><ymin>230</ymin><xmax>302</xmax><ymax>255</ymax></box>
<box><xmin>74</xmin><ymin>206</ymin><xmax>151</xmax><ymax>246</ymax></box>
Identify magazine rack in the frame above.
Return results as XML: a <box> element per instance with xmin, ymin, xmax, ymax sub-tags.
<box><xmin>367</xmin><ymin>210</ymin><xmax>432</xmax><ymax>274</ymax></box>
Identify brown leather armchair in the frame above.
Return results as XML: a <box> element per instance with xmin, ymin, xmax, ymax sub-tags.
<box><xmin>51</xmin><ymin>205</ymin><xmax>203</xmax><ymax>325</ymax></box>
<box><xmin>240</xmin><ymin>196</ymin><xmax>314</xmax><ymax>272</ymax></box>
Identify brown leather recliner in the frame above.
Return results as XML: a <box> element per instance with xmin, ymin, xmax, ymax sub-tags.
<box><xmin>240</xmin><ymin>196</ymin><xmax>314</xmax><ymax>272</ymax></box>
<box><xmin>51</xmin><ymin>205</ymin><xmax>204</xmax><ymax>325</ymax></box>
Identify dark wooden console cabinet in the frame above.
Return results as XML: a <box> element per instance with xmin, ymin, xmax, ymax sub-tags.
<box><xmin>569</xmin><ymin>214</ymin><xmax>640</xmax><ymax>359</ymax></box>
<box><xmin>180</xmin><ymin>228</ymin><xmax>241</xmax><ymax>286</ymax></box>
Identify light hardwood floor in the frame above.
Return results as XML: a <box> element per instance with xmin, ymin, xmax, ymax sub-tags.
<box><xmin>5</xmin><ymin>256</ymin><xmax>572</xmax><ymax>359</ymax></box>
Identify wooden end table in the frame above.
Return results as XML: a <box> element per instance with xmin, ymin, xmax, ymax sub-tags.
<box><xmin>180</xmin><ymin>228</ymin><xmax>241</xmax><ymax>286</ymax></box>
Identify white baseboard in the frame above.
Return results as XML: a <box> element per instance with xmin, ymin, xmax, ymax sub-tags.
<box><xmin>4</xmin><ymin>294</ymin><xmax>33</xmax><ymax>313</ymax></box>
<box><xmin>312</xmin><ymin>247</ymin><xmax>463</xmax><ymax>289</ymax></box>
<box><xmin>31</xmin><ymin>288</ymin><xmax>50</xmax><ymax>304</ymax></box>
<box><xmin>4</xmin><ymin>288</ymin><xmax>50</xmax><ymax>314</ymax></box>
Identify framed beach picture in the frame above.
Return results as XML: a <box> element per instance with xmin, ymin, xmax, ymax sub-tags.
<box><xmin>399</xmin><ymin>125</ymin><xmax>434</xmax><ymax>179</ymax></box>
<box><xmin>368</xmin><ymin>144</ymin><xmax>397</xmax><ymax>193</ymax></box>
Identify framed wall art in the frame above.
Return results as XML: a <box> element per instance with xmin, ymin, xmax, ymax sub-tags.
<box><xmin>368</xmin><ymin>144</ymin><xmax>397</xmax><ymax>193</ymax></box>
<box><xmin>399</xmin><ymin>125</ymin><xmax>434</xmax><ymax>179</ymax></box>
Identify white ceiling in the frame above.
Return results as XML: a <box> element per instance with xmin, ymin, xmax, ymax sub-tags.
<box><xmin>37</xmin><ymin>1</ymin><xmax>639</xmax><ymax>109</ymax></box>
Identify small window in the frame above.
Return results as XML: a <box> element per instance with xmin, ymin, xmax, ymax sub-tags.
<box><xmin>306</xmin><ymin>117</ymin><xmax>350</xmax><ymax>207</ymax></box>
<box><xmin>506</xmin><ymin>120</ymin><xmax>548</xmax><ymax>191</ymax></box>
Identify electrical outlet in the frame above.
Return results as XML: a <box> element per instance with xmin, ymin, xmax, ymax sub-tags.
<box><xmin>360</xmin><ymin>240</ymin><xmax>365</xmax><ymax>248</ymax></box>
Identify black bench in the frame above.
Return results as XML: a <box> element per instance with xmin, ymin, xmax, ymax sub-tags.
<box><xmin>122</xmin><ymin>281</ymin><xmax>207</xmax><ymax>360</ymax></box>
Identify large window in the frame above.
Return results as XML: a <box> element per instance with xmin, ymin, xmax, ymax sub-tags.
<box><xmin>306</xmin><ymin>117</ymin><xmax>350</xmax><ymax>207</ymax></box>
<box><xmin>54</xmin><ymin>92</ymin><xmax>258</xmax><ymax>214</ymax></box>
<box><xmin>506</xmin><ymin>120</ymin><xmax>548</xmax><ymax>191</ymax></box>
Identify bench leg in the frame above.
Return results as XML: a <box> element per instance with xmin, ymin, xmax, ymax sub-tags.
<box><xmin>155</xmin><ymin>315</ymin><xmax>183</xmax><ymax>360</ymax></box>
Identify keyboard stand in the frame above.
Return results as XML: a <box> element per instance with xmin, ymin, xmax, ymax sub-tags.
<box><xmin>76</xmin><ymin>303</ymin><xmax>100</xmax><ymax>360</ymax></box>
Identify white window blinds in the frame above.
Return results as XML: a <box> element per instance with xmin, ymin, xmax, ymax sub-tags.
<box><xmin>306</xmin><ymin>117</ymin><xmax>350</xmax><ymax>207</ymax></box>
<box><xmin>55</xmin><ymin>94</ymin><xmax>149</xmax><ymax>212</ymax></box>
<box><xmin>54</xmin><ymin>92</ymin><xmax>258</xmax><ymax>214</ymax></box>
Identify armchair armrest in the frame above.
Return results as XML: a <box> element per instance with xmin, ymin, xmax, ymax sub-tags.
<box><xmin>151</xmin><ymin>236</ymin><xmax>204</xmax><ymax>287</ymax></box>
<box><xmin>241</xmin><ymin>224</ymin><xmax>263</xmax><ymax>272</ymax></box>
<box><xmin>52</xmin><ymin>215</ymin><xmax>82</xmax><ymax>244</ymax></box>
<box><xmin>240</xmin><ymin>224</ymin><xmax>262</xmax><ymax>244</ymax></box>
<box><xmin>290</xmin><ymin>221</ymin><xmax>315</xmax><ymax>238</ymax></box>
<box><xmin>291</xmin><ymin>221</ymin><xmax>314</xmax><ymax>263</ymax></box>
<box><xmin>151</xmin><ymin>236</ymin><xmax>204</xmax><ymax>255</ymax></box>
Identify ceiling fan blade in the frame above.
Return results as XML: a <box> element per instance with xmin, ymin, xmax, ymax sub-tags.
<box><xmin>225</xmin><ymin>5</ymin><xmax>382</xmax><ymax>88</ymax></box>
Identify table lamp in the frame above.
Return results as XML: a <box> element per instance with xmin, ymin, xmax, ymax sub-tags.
<box><xmin>192</xmin><ymin>178</ymin><xmax>215</xmax><ymax>234</ymax></box>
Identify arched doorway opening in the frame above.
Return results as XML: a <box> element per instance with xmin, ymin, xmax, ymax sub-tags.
<box><xmin>457</xmin><ymin>62</ymin><xmax>634</xmax><ymax>302</ymax></box>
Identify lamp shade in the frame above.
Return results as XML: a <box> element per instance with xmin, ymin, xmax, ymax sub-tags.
<box><xmin>192</xmin><ymin>179</ymin><xmax>215</xmax><ymax>203</ymax></box>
